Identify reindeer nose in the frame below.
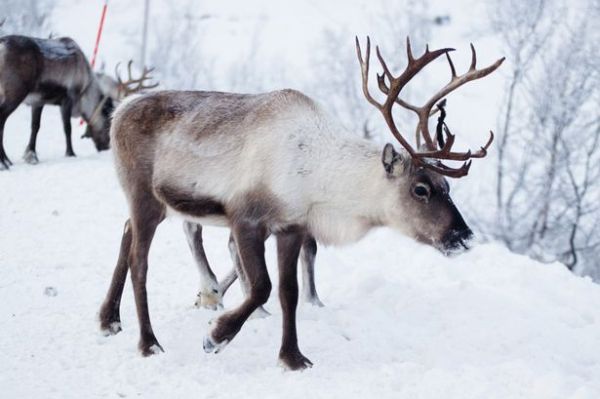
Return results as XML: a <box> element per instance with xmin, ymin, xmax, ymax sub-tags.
<box><xmin>442</xmin><ymin>226</ymin><xmax>473</xmax><ymax>253</ymax></box>
<box><xmin>461</xmin><ymin>227</ymin><xmax>474</xmax><ymax>242</ymax></box>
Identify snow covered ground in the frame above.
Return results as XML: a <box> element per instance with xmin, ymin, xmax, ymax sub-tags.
<box><xmin>1</xmin><ymin>109</ymin><xmax>600</xmax><ymax>398</ymax></box>
<box><xmin>1</xmin><ymin>0</ymin><xmax>600</xmax><ymax>397</ymax></box>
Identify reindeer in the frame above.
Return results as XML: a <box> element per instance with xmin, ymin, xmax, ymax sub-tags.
<box><xmin>0</xmin><ymin>35</ymin><xmax>113</xmax><ymax>169</ymax></box>
<box><xmin>99</xmin><ymin>37</ymin><xmax>503</xmax><ymax>370</ymax></box>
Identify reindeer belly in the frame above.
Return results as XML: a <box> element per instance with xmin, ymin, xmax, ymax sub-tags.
<box><xmin>155</xmin><ymin>184</ymin><xmax>230</xmax><ymax>227</ymax></box>
<box><xmin>25</xmin><ymin>82</ymin><xmax>68</xmax><ymax>106</ymax></box>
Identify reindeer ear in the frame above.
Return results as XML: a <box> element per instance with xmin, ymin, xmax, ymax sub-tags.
<box><xmin>381</xmin><ymin>143</ymin><xmax>407</xmax><ymax>176</ymax></box>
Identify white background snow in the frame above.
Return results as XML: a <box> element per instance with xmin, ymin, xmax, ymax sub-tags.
<box><xmin>1</xmin><ymin>0</ymin><xmax>600</xmax><ymax>398</ymax></box>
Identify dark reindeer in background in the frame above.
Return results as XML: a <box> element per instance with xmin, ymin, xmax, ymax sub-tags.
<box><xmin>0</xmin><ymin>35</ymin><xmax>115</xmax><ymax>169</ymax></box>
<box><xmin>99</xmin><ymin>36</ymin><xmax>503</xmax><ymax>370</ymax></box>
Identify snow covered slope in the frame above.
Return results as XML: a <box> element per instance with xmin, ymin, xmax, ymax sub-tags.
<box><xmin>1</xmin><ymin>111</ymin><xmax>600</xmax><ymax>398</ymax></box>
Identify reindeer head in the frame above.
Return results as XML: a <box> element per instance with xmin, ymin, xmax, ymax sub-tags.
<box><xmin>356</xmin><ymin>37</ymin><xmax>504</xmax><ymax>253</ymax></box>
<box><xmin>83</xmin><ymin>61</ymin><xmax>158</xmax><ymax>150</ymax></box>
<box><xmin>82</xmin><ymin>93</ymin><xmax>113</xmax><ymax>151</ymax></box>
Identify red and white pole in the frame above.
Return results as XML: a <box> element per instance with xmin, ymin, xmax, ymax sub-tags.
<box><xmin>90</xmin><ymin>0</ymin><xmax>109</xmax><ymax>69</ymax></box>
<box><xmin>81</xmin><ymin>0</ymin><xmax>108</xmax><ymax>126</ymax></box>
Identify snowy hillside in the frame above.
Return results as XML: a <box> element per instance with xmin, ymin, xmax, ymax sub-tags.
<box><xmin>1</xmin><ymin>110</ymin><xmax>600</xmax><ymax>398</ymax></box>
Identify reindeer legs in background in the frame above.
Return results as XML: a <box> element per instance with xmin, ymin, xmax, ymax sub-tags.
<box><xmin>183</xmin><ymin>222</ymin><xmax>324</xmax><ymax>314</ymax></box>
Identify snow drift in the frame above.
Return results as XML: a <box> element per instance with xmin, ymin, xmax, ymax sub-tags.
<box><xmin>1</xmin><ymin>109</ymin><xmax>599</xmax><ymax>398</ymax></box>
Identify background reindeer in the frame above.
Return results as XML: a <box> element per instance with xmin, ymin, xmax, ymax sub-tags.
<box><xmin>0</xmin><ymin>35</ymin><xmax>116</xmax><ymax>169</ymax></box>
<box><xmin>184</xmin><ymin>223</ymin><xmax>323</xmax><ymax>314</ymax></box>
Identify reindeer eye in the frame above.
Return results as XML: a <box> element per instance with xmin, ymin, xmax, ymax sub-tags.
<box><xmin>413</xmin><ymin>183</ymin><xmax>431</xmax><ymax>201</ymax></box>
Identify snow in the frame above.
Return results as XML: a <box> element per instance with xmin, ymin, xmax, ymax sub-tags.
<box><xmin>1</xmin><ymin>109</ymin><xmax>600</xmax><ymax>398</ymax></box>
<box><xmin>2</xmin><ymin>0</ymin><xmax>600</xmax><ymax>397</ymax></box>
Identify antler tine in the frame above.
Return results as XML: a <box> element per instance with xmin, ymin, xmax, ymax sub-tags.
<box><xmin>143</xmin><ymin>66</ymin><xmax>156</xmax><ymax>77</ymax></box>
<box><xmin>355</xmin><ymin>36</ymin><xmax>382</xmax><ymax>109</ymax></box>
<box><xmin>406</xmin><ymin>36</ymin><xmax>414</xmax><ymax>62</ymax></box>
<box><xmin>446</xmin><ymin>53</ymin><xmax>457</xmax><ymax>78</ymax></box>
<box><xmin>126</xmin><ymin>60</ymin><xmax>134</xmax><ymax>82</ymax></box>
<box><xmin>375</xmin><ymin>46</ymin><xmax>394</xmax><ymax>82</ymax></box>
<box><xmin>469</xmin><ymin>43</ymin><xmax>476</xmax><ymax>71</ymax></box>
<box><xmin>469</xmin><ymin>131</ymin><xmax>494</xmax><ymax>158</ymax></box>
<box><xmin>114</xmin><ymin>62</ymin><xmax>123</xmax><ymax>85</ymax></box>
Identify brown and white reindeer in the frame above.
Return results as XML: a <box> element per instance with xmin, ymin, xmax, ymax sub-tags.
<box><xmin>96</xmin><ymin>61</ymin><xmax>324</xmax><ymax>313</ymax></box>
<box><xmin>0</xmin><ymin>35</ymin><xmax>113</xmax><ymax>169</ymax></box>
<box><xmin>99</xmin><ymin>37</ymin><xmax>503</xmax><ymax>370</ymax></box>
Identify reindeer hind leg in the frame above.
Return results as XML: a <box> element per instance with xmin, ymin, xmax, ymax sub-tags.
<box><xmin>300</xmin><ymin>236</ymin><xmax>324</xmax><ymax>307</ymax></box>
<box><xmin>183</xmin><ymin>221</ymin><xmax>223</xmax><ymax>310</ymax></box>
<box><xmin>23</xmin><ymin>105</ymin><xmax>43</xmax><ymax>164</ymax></box>
<box><xmin>278</xmin><ymin>230</ymin><xmax>312</xmax><ymax>370</ymax></box>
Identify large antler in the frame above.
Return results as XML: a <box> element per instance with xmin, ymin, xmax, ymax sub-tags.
<box><xmin>114</xmin><ymin>60</ymin><xmax>159</xmax><ymax>98</ymax></box>
<box><xmin>356</xmin><ymin>36</ymin><xmax>504</xmax><ymax>178</ymax></box>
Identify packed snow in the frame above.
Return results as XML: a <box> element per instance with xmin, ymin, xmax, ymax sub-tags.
<box><xmin>1</xmin><ymin>108</ymin><xmax>600</xmax><ymax>398</ymax></box>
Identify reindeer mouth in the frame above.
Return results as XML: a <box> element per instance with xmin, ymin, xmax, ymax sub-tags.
<box><xmin>458</xmin><ymin>238</ymin><xmax>470</xmax><ymax>250</ymax></box>
<box><xmin>441</xmin><ymin>229</ymin><xmax>473</xmax><ymax>256</ymax></box>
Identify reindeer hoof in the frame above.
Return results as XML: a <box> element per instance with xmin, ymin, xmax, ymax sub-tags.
<box><xmin>203</xmin><ymin>335</ymin><xmax>229</xmax><ymax>354</ymax></box>
<box><xmin>0</xmin><ymin>152</ymin><xmax>13</xmax><ymax>169</ymax></box>
<box><xmin>100</xmin><ymin>321</ymin><xmax>122</xmax><ymax>336</ymax></box>
<box><xmin>139</xmin><ymin>339</ymin><xmax>164</xmax><ymax>356</ymax></box>
<box><xmin>99</xmin><ymin>305</ymin><xmax>122</xmax><ymax>335</ymax></box>
<box><xmin>279</xmin><ymin>350</ymin><xmax>313</xmax><ymax>371</ymax></box>
<box><xmin>249</xmin><ymin>306</ymin><xmax>271</xmax><ymax>319</ymax></box>
<box><xmin>304</xmin><ymin>296</ymin><xmax>325</xmax><ymax>307</ymax></box>
<box><xmin>194</xmin><ymin>289</ymin><xmax>224</xmax><ymax>310</ymax></box>
<box><xmin>65</xmin><ymin>151</ymin><xmax>76</xmax><ymax>157</ymax></box>
<box><xmin>23</xmin><ymin>149</ymin><xmax>39</xmax><ymax>164</ymax></box>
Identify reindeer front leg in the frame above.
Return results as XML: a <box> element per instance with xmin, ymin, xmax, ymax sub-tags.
<box><xmin>60</xmin><ymin>99</ymin><xmax>75</xmax><ymax>157</ymax></box>
<box><xmin>99</xmin><ymin>219</ymin><xmax>133</xmax><ymax>335</ymax></box>
<box><xmin>227</xmin><ymin>233</ymin><xmax>271</xmax><ymax>318</ymax></box>
<box><xmin>277</xmin><ymin>229</ymin><xmax>313</xmax><ymax>370</ymax></box>
<box><xmin>0</xmin><ymin>114</ymin><xmax>14</xmax><ymax>170</ymax></box>
<box><xmin>203</xmin><ymin>221</ymin><xmax>271</xmax><ymax>353</ymax></box>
